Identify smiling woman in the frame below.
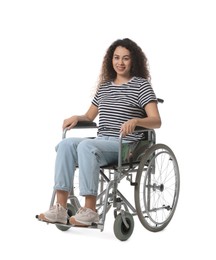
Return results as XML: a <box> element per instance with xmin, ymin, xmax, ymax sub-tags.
<box><xmin>37</xmin><ymin>38</ymin><xmax>162</xmax><ymax>227</ymax></box>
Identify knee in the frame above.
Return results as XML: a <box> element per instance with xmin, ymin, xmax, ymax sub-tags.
<box><xmin>55</xmin><ymin>138</ymin><xmax>77</xmax><ymax>153</ymax></box>
<box><xmin>55</xmin><ymin>139</ymin><xmax>68</xmax><ymax>152</ymax></box>
<box><xmin>77</xmin><ymin>139</ymin><xmax>94</xmax><ymax>154</ymax></box>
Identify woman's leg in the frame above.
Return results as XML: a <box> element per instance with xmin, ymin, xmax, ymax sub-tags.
<box><xmin>56</xmin><ymin>190</ymin><xmax>69</xmax><ymax>209</ymax></box>
<box><xmin>84</xmin><ymin>195</ymin><xmax>97</xmax><ymax>211</ymax></box>
<box><xmin>54</xmin><ymin>137</ymin><xmax>84</xmax><ymax>193</ymax></box>
<box><xmin>69</xmin><ymin>137</ymin><xmax>119</xmax><ymax>226</ymax></box>
<box><xmin>77</xmin><ymin>137</ymin><xmax>119</xmax><ymax>201</ymax></box>
<box><xmin>77</xmin><ymin>138</ymin><xmax>119</xmax><ymax>199</ymax></box>
<box><xmin>38</xmin><ymin>137</ymin><xmax>84</xmax><ymax>223</ymax></box>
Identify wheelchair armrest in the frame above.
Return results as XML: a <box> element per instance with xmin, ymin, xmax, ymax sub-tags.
<box><xmin>134</xmin><ymin>126</ymin><xmax>148</xmax><ymax>131</ymax></box>
<box><xmin>157</xmin><ymin>98</ymin><xmax>164</xmax><ymax>103</ymax></box>
<box><xmin>74</xmin><ymin>121</ymin><xmax>97</xmax><ymax>128</ymax></box>
<box><xmin>133</xmin><ymin>126</ymin><xmax>155</xmax><ymax>135</ymax></box>
<box><xmin>62</xmin><ymin>121</ymin><xmax>97</xmax><ymax>139</ymax></box>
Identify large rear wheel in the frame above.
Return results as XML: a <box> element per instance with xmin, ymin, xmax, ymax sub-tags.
<box><xmin>135</xmin><ymin>143</ymin><xmax>180</xmax><ymax>232</ymax></box>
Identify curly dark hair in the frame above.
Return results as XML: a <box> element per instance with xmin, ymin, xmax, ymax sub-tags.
<box><xmin>97</xmin><ymin>38</ymin><xmax>151</xmax><ymax>90</ymax></box>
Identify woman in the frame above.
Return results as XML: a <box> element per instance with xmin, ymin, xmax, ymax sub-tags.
<box><xmin>38</xmin><ymin>38</ymin><xmax>161</xmax><ymax>226</ymax></box>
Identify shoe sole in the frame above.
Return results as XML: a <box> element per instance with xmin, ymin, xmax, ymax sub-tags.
<box><xmin>69</xmin><ymin>217</ymin><xmax>90</xmax><ymax>227</ymax></box>
<box><xmin>37</xmin><ymin>213</ymin><xmax>67</xmax><ymax>225</ymax></box>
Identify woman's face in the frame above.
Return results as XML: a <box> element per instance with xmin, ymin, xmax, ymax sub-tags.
<box><xmin>112</xmin><ymin>46</ymin><xmax>132</xmax><ymax>78</ymax></box>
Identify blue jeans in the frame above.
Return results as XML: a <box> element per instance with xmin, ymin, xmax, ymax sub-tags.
<box><xmin>54</xmin><ymin>136</ymin><xmax>119</xmax><ymax>196</ymax></box>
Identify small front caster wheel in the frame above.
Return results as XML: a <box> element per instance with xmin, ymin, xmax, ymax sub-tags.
<box><xmin>113</xmin><ymin>212</ymin><xmax>134</xmax><ymax>241</ymax></box>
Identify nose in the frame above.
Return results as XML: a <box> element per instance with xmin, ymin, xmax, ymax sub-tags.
<box><xmin>118</xmin><ymin>58</ymin><xmax>124</xmax><ymax>65</ymax></box>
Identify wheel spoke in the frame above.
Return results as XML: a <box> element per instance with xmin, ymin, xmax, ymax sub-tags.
<box><xmin>135</xmin><ymin>144</ymin><xmax>180</xmax><ymax>232</ymax></box>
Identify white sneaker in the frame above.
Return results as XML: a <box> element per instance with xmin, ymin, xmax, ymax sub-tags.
<box><xmin>69</xmin><ymin>207</ymin><xmax>99</xmax><ymax>226</ymax></box>
<box><xmin>38</xmin><ymin>203</ymin><xmax>67</xmax><ymax>224</ymax></box>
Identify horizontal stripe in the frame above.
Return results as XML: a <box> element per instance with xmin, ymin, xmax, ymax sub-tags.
<box><xmin>92</xmin><ymin>77</ymin><xmax>157</xmax><ymax>141</ymax></box>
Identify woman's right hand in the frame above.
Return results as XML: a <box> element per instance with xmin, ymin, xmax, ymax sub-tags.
<box><xmin>62</xmin><ymin>115</ymin><xmax>79</xmax><ymax>130</ymax></box>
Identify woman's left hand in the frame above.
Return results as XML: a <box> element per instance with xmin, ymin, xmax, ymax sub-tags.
<box><xmin>120</xmin><ymin>119</ymin><xmax>137</xmax><ymax>137</ymax></box>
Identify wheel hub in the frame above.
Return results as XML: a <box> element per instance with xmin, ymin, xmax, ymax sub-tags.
<box><xmin>152</xmin><ymin>183</ymin><xmax>164</xmax><ymax>192</ymax></box>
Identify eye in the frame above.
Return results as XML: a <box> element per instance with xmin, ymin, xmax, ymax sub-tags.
<box><xmin>123</xmin><ymin>56</ymin><xmax>130</xmax><ymax>61</ymax></box>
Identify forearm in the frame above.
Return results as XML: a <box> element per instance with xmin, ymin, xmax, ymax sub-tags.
<box><xmin>134</xmin><ymin>116</ymin><xmax>162</xmax><ymax>129</ymax></box>
<box><xmin>76</xmin><ymin>114</ymin><xmax>92</xmax><ymax>122</ymax></box>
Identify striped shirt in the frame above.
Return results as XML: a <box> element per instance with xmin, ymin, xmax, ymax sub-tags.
<box><xmin>92</xmin><ymin>76</ymin><xmax>157</xmax><ymax>142</ymax></box>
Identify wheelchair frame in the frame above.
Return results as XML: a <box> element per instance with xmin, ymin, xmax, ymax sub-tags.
<box><xmin>46</xmin><ymin>119</ymin><xmax>180</xmax><ymax>241</ymax></box>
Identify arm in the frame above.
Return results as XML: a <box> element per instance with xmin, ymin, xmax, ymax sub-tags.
<box><xmin>120</xmin><ymin>101</ymin><xmax>162</xmax><ymax>137</ymax></box>
<box><xmin>62</xmin><ymin>104</ymin><xmax>98</xmax><ymax>130</ymax></box>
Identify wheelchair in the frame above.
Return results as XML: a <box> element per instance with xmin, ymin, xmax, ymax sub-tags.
<box><xmin>38</xmin><ymin>99</ymin><xmax>180</xmax><ymax>241</ymax></box>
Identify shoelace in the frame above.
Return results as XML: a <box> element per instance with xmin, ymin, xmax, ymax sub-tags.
<box><xmin>77</xmin><ymin>207</ymin><xmax>87</xmax><ymax>214</ymax></box>
<box><xmin>50</xmin><ymin>203</ymin><xmax>63</xmax><ymax>213</ymax></box>
<box><xmin>49</xmin><ymin>205</ymin><xmax>57</xmax><ymax>212</ymax></box>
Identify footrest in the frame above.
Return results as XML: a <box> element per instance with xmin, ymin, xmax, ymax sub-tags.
<box><xmin>36</xmin><ymin>214</ymin><xmax>102</xmax><ymax>230</ymax></box>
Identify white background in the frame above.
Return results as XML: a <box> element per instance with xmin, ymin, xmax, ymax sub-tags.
<box><xmin>0</xmin><ymin>0</ymin><xmax>215</xmax><ymax>259</ymax></box>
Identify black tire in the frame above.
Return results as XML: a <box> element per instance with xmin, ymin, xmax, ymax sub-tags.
<box><xmin>113</xmin><ymin>212</ymin><xmax>134</xmax><ymax>241</ymax></box>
